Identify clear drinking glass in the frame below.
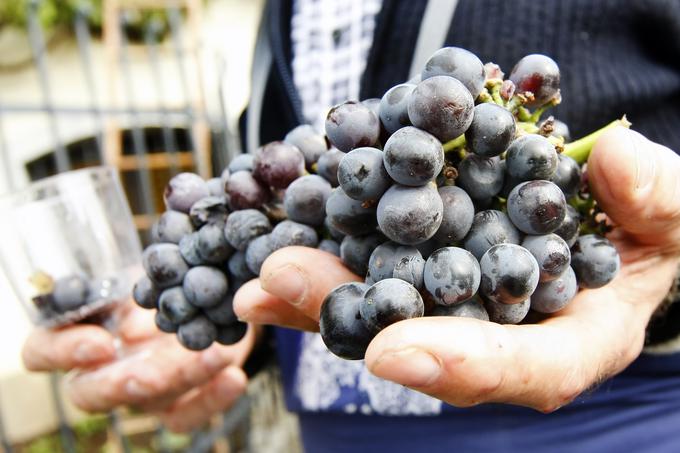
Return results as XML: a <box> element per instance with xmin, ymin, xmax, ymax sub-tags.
<box><xmin>0</xmin><ymin>166</ymin><xmax>143</xmax><ymax>328</ymax></box>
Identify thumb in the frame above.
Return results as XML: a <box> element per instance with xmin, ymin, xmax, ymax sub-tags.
<box><xmin>587</xmin><ymin>127</ymin><xmax>680</xmax><ymax>245</ymax></box>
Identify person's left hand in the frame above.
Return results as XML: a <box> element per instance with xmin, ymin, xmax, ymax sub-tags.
<box><xmin>235</xmin><ymin>127</ymin><xmax>680</xmax><ymax>412</ymax></box>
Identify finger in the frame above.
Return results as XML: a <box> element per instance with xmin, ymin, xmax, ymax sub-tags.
<box><xmin>233</xmin><ymin>279</ymin><xmax>320</xmax><ymax>331</ymax></box>
<box><xmin>364</xmin><ymin>286</ymin><xmax>646</xmax><ymax>413</ymax></box>
<box><xmin>588</xmin><ymin>127</ymin><xmax>680</xmax><ymax>245</ymax></box>
<box><xmin>22</xmin><ymin>326</ymin><xmax>116</xmax><ymax>371</ymax></box>
<box><xmin>258</xmin><ymin>246</ymin><xmax>361</xmax><ymax>321</ymax></box>
<box><xmin>66</xmin><ymin>328</ymin><xmax>254</xmax><ymax>412</ymax></box>
<box><xmin>159</xmin><ymin>366</ymin><xmax>248</xmax><ymax>433</ymax></box>
<box><xmin>115</xmin><ymin>302</ymin><xmax>158</xmax><ymax>343</ymax></box>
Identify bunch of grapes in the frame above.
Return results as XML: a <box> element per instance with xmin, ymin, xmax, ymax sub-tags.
<box><xmin>135</xmin><ymin>46</ymin><xmax>624</xmax><ymax>355</ymax></box>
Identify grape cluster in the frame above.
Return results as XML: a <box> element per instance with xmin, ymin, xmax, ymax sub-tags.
<box><xmin>135</xmin><ymin>46</ymin><xmax>622</xmax><ymax>356</ymax></box>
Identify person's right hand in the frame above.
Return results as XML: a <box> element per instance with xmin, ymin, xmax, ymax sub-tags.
<box><xmin>22</xmin><ymin>301</ymin><xmax>256</xmax><ymax>432</ymax></box>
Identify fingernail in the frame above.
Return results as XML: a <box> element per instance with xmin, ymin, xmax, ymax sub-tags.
<box><xmin>626</xmin><ymin>129</ymin><xmax>656</xmax><ymax>190</ymax></box>
<box><xmin>125</xmin><ymin>378</ymin><xmax>151</xmax><ymax>398</ymax></box>
<box><xmin>73</xmin><ymin>342</ymin><xmax>109</xmax><ymax>363</ymax></box>
<box><xmin>369</xmin><ymin>347</ymin><xmax>442</xmax><ymax>387</ymax></box>
<box><xmin>261</xmin><ymin>264</ymin><xmax>308</xmax><ymax>306</ymax></box>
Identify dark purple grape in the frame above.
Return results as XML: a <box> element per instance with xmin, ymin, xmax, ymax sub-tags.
<box><xmin>316</xmin><ymin>148</ymin><xmax>344</xmax><ymax>186</ymax></box>
<box><xmin>52</xmin><ymin>274</ymin><xmax>89</xmax><ymax>312</ymax></box>
<box><xmin>483</xmin><ymin>296</ymin><xmax>530</xmax><ymax>324</ymax></box>
<box><xmin>465</xmin><ymin>103</ymin><xmax>516</xmax><ymax>158</ymax></box>
<box><xmin>360</xmin><ymin>279</ymin><xmax>424</xmax><ymax>334</ymax></box>
<box><xmin>479</xmin><ymin>244</ymin><xmax>540</xmax><ymax>305</ymax></box>
<box><xmin>509</xmin><ymin>54</ymin><xmax>561</xmax><ymax>106</ymax></box>
<box><xmin>216</xmin><ymin>322</ymin><xmax>248</xmax><ymax>345</ymax></box>
<box><xmin>421</xmin><ymin>47</ymin><xmax>485</xmax><ymax>99</ymax></box>
<box><xmin>392</xmin><ymin>254</ymin><xmax>426</xmax><ymax>289</ymax></box>
<box><xmin>522</xmin><ymin>233</ymin><xmax>571</xmax><ymax>282</ymax></box>
<box><xmin>284</xmin><ymin>174</ymin><xmax>332</xmax><ymax>225</ymax></box>
<box><xmin>177</xmin><ymin>315</ymin><xmax>217</xmax><ymax>351</ymax></box>
<box><xmin>531</xmin><ymin>267</ymin><xmax>577</xmax><ymax>314</ymax></box>
<box><xmin>142</xmin><ymin>243</ymin><xmax>190</xmax><ymax>289</ymax></box>
<box><xmin>507</xmin><ymin>180</ymin><xmax>566</xmax><ymax>235</ymax></box>
<box><xmin>318</xmin><ymin>239</ymin><xmax>340</xmax><ymax>256</ymax></box>
<box><xmin>571</xmin><ymin>234</ymin><xmax>620</xmax><ymax>289</ymax></box>
<box><xmin>319</xmin><ymin>282</ymin><xmax>374</xmax><ymax>360</ymax></box>
<box><xmin>133</xmin><ymin>275</ymin><xmax>159</xmax><ymax>309</ymax></box>
<box><xmin>325</xmin><ymin>101</ymin><xmax>380</xmax><ymax>152</ymax></box>
<box><xmin>154</xmin><ymin>211</ymin><xmax>194</xmax><ymax>244</ymax></box>
<box><xmin>326</xmin><ymin>188</ymin><xmax>378</xmax><ymax>236</ymax></box>
<box><xmin>226</xmin><ymin>170</ymin><xmax>270</xmax><ymax>210</ymax></box>
<box><xmin>253</xmin><ymin>141</ymin><xmax>306</xmax><ymax>189</ymax></box>
<box><xmin>228</xmin><ymin>154</ymin><xmax>254</xmax><ymax>173</ymax></box>
<box><xmin>183</xmin><ymin>266</ymin><xmax>229</xmax><ymax>308</ymax></box>
<box><xmin>424</xmin><ymin>247</ymin><xmax>481</xmax><ymax>306</ymax></box>
<box><xmin>189</xmin><ymin>196</ymin><xmax>229</xmax><ymax>227</ymax></box>
<box><xmin>434</xmin><ymin>186</ymin><xmax>475</xmax><ymax>243</ymax></box>
<box><xmin>178</xmin><ymin>232</ymin><xmax>203</xmax><ymax>266</ymax></box>
<box><xmin>551</xmin><ymin>119</ymin><xmax>571</xmax><ymax>142</ymax></box>
<box><xmin>383</xmin><ymin>126</ymin><xmax>444</xmax><ymax>186</ymax></box>
<box><xmin>366</xmin><ymin>242</ymin><xmax>422</xmax><ymax>283</ymax></box>
<box><xmin>159</xmin><ymin>287</ymin><xmax>197</xmax><ymax>324</ymax></box>
<box><xmin>196</xmin><ymin>223</ymin><xmax>234</xmax><ymax>264</ymax></box>
<box><xmin>430</xmin><ymin>297</ymin><xmax>489</xmax><ymax>321</ymax></box>
<box><xmin>224</xmin><ymin>209</ymin><xmax>272</xmax><ymax>251</ymax></box>
<box><xmin>155</xmin><ymin>311</ymin><xmax>178</xmax><ymax>333</ymax></box>
<box><xmin>462</xmin><ymin>210</ymin><xmax>521</xmax><ymax>260</ymax></box>
<box><xmin>163</xmin><ymin>173</ymin><xmax>210</xmax><ymax>213</ymax></box>
<box><xmin>554</xmin><ymin>205</ymin><xmax>580</xmax><ymax>247</ymax></box>
<box><xmin>207</xmin><ymin>177</ymin><xmax>224</xmax><ymax>197</ymax></box>
<box><xmin>324</xmin><ymin>217</ymin><xmax>346</xmax><ymax>242</ymax></box>
<box><xmin>379</xmin><ymin>83</ymin><xmax>416</xmax><ymax>134</ymax></box>
<box><xmin>340</xmin><ymin>234</ymin><xmax>386</xmax><ymax>276</ymax></box>
<box><xmin>227</xmin><ymin>251</ymin><xmax>256</xmax><ymax>282</ymax></box>
<box><xmin>377</xmin><ymin>183</ymin><xmax>443</xmax><ymax>245</ymax></box>
<box><xmin>506</xmin><ymin>135</ymin><xmax>558</xmax><ymax>181</ymax></box>
<box><xmin>284</xmin><ymin>124</ymin><xmax>328</xmax><ymax>168</ymax></box>
<box><xmin>407</xmin><ymin>75</ymin><xmax>474</xmax><ymax>142</ymax></box>
<box><xmin>456</xmin><ymin>154</ymin><xmax>505</xmax><ymax>200</ymax></box>
<box><xmin>203</xmin><ymin>293</ymin><xmax>237</xmax><ymax>325</ymax></box>
<box><xmin>550</xmin><ymin>154</ymin><xmax>582</xmax><ymax>198</ymax></box>
<box><xmin>337</xmin><ymin>147</ymin><xmax>391</xmax><ymax>201</ymax></box>
<box><xmin>270</xmin><ymin>220</ymin><xmax>318</xmax><ymax>249</ymax></box>
<box><xmin>245</xmin><ymin>234</ymin><xmax>275</xmax><ymax>275</ymax></box>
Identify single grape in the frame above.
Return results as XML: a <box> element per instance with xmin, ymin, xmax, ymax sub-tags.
<box><xmin>216</xmin><ymin>322</ymin><xmax>248</xmax><ymax>345</ymax></box>
<box><xmin>206</xmin><ymin>177</ymin><xmax>224</xmax><ymax>197</ymax></box>
<box><xmin>155</xmin><ymin>311</ymin><xmax>178</xmax><ymax>333</ymax></box>
<box><xmin>393</xmin><ymin>254</ymin><xmax>426</xmax><ymax>289</ymax></box>
<box><xmin>270</xmin><ymin>220</ymin><xmax>319</xmax><ymax>249</ymax></box>
<box><xmin>383</xmin><ymin>126</ymin><xmax>444</xmax><ymax>186</ymax></box>
<box><xmin>284</xmin><ymin>174</ymin><xmax>333</xmax><ymax>225</ymax></box>
<box><xmin>163</xmin><ymin>173</ymin><xmax>210</xmax><ymax>213</ymax></box>
<box><xmin>316</xmin><ymin>148</ymin><xmax>344</xmax><ymax>187</ymax></box>
<box><xmin>456</xmin><ymin>154</ymin><xmax>505</xmax><ymax>200</ymax></box>
<box><xmin>154</xmin><ymin>211</ymin><xmax>194</xmax><ymax>244</ymax></box>
<box><xmin>360</xmin><ymin>279</ymin><xmax>424</xmax><ymax>334</ymax></box>
<box><xmin>224</xmin><ymin>209</ymin><xmax>272</xmax><ymax>251</ymax></box>
<box><xmin>337</xmin><ymin>147</ymin><xmax>392</xmax><ymax>201</ymax></box>
<box><xmin>366</xmin><ymin>242</ymin><xmax>422</xmax><ymax>282</ymax></box>
<box><xmin>421</xmin><ymin>47</ymin><xmax>485</xmax><ymax>99</ymax></box>
<box><xmin>507</xmin><ymin>180</ymin><xmax>566</xmax><ymax>234</ymax></box>
<box><xmin>324</xmin><ymin>217</ymin><xmax>346</xmax><ymax>242</ymax></box>
<box><xmin>196</xmin><ymin>223</ymin><xmax>234</xmax><ymax>264</ymax></box>
<box><xmin>424</xmin><ymin>247</ymin><xmax>481</xmax><ymax>306</ymax></box>
<box><xmin>228</xmin><ymin>154</ymin><xmax>254</xmax><ymax>173</ymax></box>
<box><xmin>550</xmin><ymin>154</ymin><xmax>582</xmax><ymax>198</ymax></box>
<box><xmin>326</xmin><ymin>188</ymin><xmax>378</xmax><ymax>236</ymax></box>
<box><xmin>377</xmin><ymin>183</ymin><xmax>443</xmax><ymax>245</ymax></box>
<box><xmin>284</xmin><ymin>124</ymin><xmax>328</xmax><ymax>168</ymax></box>
<box><xmin>226</xmin><ymin>170</ymin><xmax>271</xmax><ymax>210</ymax></box>
<box><xmin>319</xmin><ymin>282</ymin><xmax>374</xmax><ymax>360</ymax></box>
<box><xmin>183</xmin><ymin>266</ymin><xmax>229</xmax><ymax>308</ymax></box>
<box><xmin>571</xmin><ymin>234</ymin><xmax>620</xmax><ymax>288</ymax></box>
<box><xmin>159</xmin><ymin>287</ymin><xmax>197</xmax><ymax>324</ymax></box>
<box><xmin>318</xmin><ymin>239</ymin><xmax>341</xmax><ymax>256</ymax></box>
<box><xmin>227</xmin><ymin>251</ymin><xmax>256</xmax><ymax>282</ymax></box>
<box><xmin>531</xmin><ymin>267</ymin><xmax>577</xmax><ymax>313</ymax></box>
<box><xmin>408</xmin><ymin>76</ymin><xmax>475</xmax><ymax>142</ymax></box>
<box><xmin>361</xmin><ymin>98</ymin><xmax>381</xmax><ymax>118</ymax></box>
<box><xmin>253</xmin><ymin>141</ymin><xmax>305</xmax><ymax>189</ymax></box>
<box><xmin>522</xmin><ymin>233</ymin><xmax>571</xmax><ymax>282</ymax></box>
<box><xmin>340</xmin><ymin>234</ymin><xmax>386</xmax><ymax>276</ymax></box>
<box><xmin>325</xmin><ymin>101</ymin><xmax>380</xmax><ymax>152</ymax></box>
<box><xmin>551</xmin><ymin>119</ymin><xmax>571</xmax><ymax>142</ymax></box>
<box><xmin>506</xmin><ymin>135</ymin><xmax>558</xmax><ymax>181</ymax></box>
<box><xmin>245</xmin><ymin>233</ymin><xmax>276</xmax><ymax>275</ymax></box>
<box><xmin>142</xmin><ymin>243</ymin><xmax>190</xmax><ymax>289</ymax></box>
<box><xmin>178</xmin><ymin>232</ymin><xmax>203</xmax><ymax>266</ymax></box>
<box><xmin>483</xmin><ymin>296</ymin><xmax>530</xmax><ymax>324</ymax></box>
<box><xmin>177</xmin><ymin>315</ymin><xmax>217</xmax><ymax>351</ymax></box>
<box><xmin>379</xmin><ymin>83</ymin><xmax>416</xmax><ymax>134</ymax></box>
<box><xmin>554</xmin><ymin>205</ymin><xmax>580</xmax><ymax>247</ymax></box>
<box><xmin>433</xmin><ymin>186</ymin><xmax>475</xmax><ymax>243</ymax></box>
<box><xmin>509</xmin><ymin>54</ymin><xmax>561</xmax><ymax>107</ymax></box>
<box><xmin>132</xmin><ymin>275</ymin><xmax>159</xmax><ymax>309</ymax></box>
<box><xmin>464</xmin><ymin>103</ymin><xmax>516</xmax><ymax>158</ymax></box>
<box><xmin>203</xmin><ymin>292</ymin><xmax>237</xmax><ymax>325</ymax></box>
<box><xmin>462</xmin><ymin>210</ymin><xmax>521</xmax><ymax>260</ymax></box>
<box><xmin>189</xmin><ymin>196</ymin><xmax>229</xmax><ymax>227</ymax></box>
<box><xmin>479</xmin><ymin>244</ymin><xmax>540</xmax><ymax>305</ymax></box>
<box><xmin>52</xmin><ymin>274</ymin><xmax>89</xmax><ymax>312</ymax></box>
<box><xmin>430</xmin><ymin>297</ymin><xmax>489</xmax><ymax>321</ymax></box>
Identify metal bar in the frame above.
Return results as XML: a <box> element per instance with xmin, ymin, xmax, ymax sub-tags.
<box><xmin>215</xmin><ymin>54</ymin><xmax>235</xmax><ymax>171</ymax></box>
<box><xmin>144</xmin><ymin>20</ymin><xmax>180</xmax><ymax>176</ymax></box>
<box><xmin>49</xmin><ymin>373</ymin><xmax>77</xmax><ymax>453</ymax></box>
<box><xmin>25</xmin><ymin>0</ymin><xmax>71</xmax><ymax>172</ymax></box>
<box><xmin>108</xmin><ymin>410</ymin><xmax>132</xmax><ymax>453</ymax></box>
<box><xmin>119</xmin><ymin>12</ymin><xmax>157</xmax><ymax>216</ymax></box>
<box><xmin>187</xmin><ymin>396</ymin><xmax>251</xmax><ymax>453</ymax></box>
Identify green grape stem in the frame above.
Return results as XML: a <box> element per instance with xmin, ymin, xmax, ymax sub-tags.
<box><xmin>562</xmin><ymin>116</ymin><xmax>632</xmax><ymax>164</ymax></box>
<box><xmin>442</xmin><ymin>134</ymin><xmax>466</xmax><ymax>152</ymax></box>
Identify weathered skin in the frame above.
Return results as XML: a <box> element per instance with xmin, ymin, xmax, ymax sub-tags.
<box><xmin>571</xmin><ymin>234</ymin><xmax>620</xmax><ymax>289</ymax></box>
<box><xmin>424</xmin><ymin>247</ymin><xmax>481</xmax><ymax>306</ymax></box>
<box><xmin>360</xmin><ymin>278</ymin><xmax>424</xmax><ymax>334</ymax></box>
<box><xmin>337</xmin><ymin>147</ymin><xmax>391</xmax><ymax>201</ymax></box>
<box><xmin>462</xmin><ymin>210</ymin><xmax>521</xmax><ymax>260</ymax></box>
<box><xmin>383</xmin><ymin>126</ymin><xmax>444</xmax><ymax>186</ymax></box>
<box><xmin>507</xmin><ymin>180</ymin><xmax>566</xmax><ymax>235</ymax></box>
<box><xmin>377</xmin><ymin>183</ymin><xmax>443</xmax><ymax>245</ymax></box>
<box><xmin>531</xmin><ymin>266</ymin><xmax>578</xmax><ymax>313</ymax></box>
<box><xmin>479</xmin><ymin>244</ymin><xmax>540</xmax><ymax>305</ymax></box>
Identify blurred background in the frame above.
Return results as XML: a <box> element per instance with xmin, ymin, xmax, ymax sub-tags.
<box><xmin>0</xmin><ymin>0</ymin><xmax>299</xmax><ymax>451</ymax></box>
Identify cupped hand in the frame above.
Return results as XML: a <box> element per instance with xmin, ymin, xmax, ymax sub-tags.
<box><xmin>235</xmin><ymin>127</ymin><xmax>680</xmax><ymax>412</ymax></box>
<box><xmin>22</xmin><ymin>301</ymin><xmax>256</xmax><ymax>432</ymax></box>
